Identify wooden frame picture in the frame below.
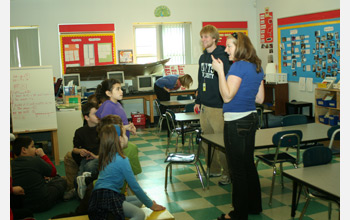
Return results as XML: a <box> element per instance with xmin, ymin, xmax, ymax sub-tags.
<box><xmin>118</xmin><ymin>49</ymin><xmax>133</xmax><ymax>63</ymax></box>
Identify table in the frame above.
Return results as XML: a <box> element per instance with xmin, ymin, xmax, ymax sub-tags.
<box><xmin>201</xmin><ymin>123</ymin><xmax>330</xmax><ymax>187</ymax></box>
<box><xmin>286</xmin><ymin>101</ymin><xmax>313</xmax><ymax>118</ymax></box>
<box><xmin>283</xmin><ymin>163</ymin><xmax>340</xmax><ymax>217</ymax></box>
<box><xmin>160</xmin><ymin>100</ymin><xmax>195</xmax><ymax>108</ymax></box>
<box><xmin>174</xmin><ymin>112</ymin><xmax>200</xmax><ymax>145</ymax></box>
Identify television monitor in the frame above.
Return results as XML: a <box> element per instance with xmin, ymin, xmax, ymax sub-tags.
<box><xmin>132</xmin><ymin>75</ymin><xmax>154</xmax><ymax>92</ymax></box>
<box><xmin>107</xmin><ymin>71</ymin><xmax>125</xmax><ymax>86</ymax></box>
<box><xmin>63</xmin><ymin>73</ymin><xmax>80</xmax><ymax>87</ymax></box>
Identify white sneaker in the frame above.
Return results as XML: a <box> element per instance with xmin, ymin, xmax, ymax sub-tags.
<box><xmin>76</xmin><ymin>175</ymin><xmax>87</xmax><ymax>199</ymax></box>
<box><xmin>82</xmin><ymin>172</ymin><xmax>92</xmax><ymax>177</ymax></box>
<box><xmin>218</xmin><ymin>175</ymin><xmax>231</xmax><ymax>185</ymax></box>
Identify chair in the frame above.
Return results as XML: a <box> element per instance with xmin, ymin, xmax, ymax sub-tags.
<box><xmin>299</xmin><ymin>146</ymin><xmax>339</xmax><ymax>220</ymax></box>
<box><xmin>177</xmin><ymin>95</ymin><xmax>193</xmax><ymax>100</ymax></box>
<box><xmin>154</xmin><ymin>99</ymin><xmax>166</xmax><ymax>133</ymax></box>
<box><xmin>255</xmin><ymin>130</ymin><xmax>302</xmax><ymax>206</ymax></box>
<box><xmin>327</xmin><ymin>125</ymin><xmax>340</xmax><ymax>155</ymax></box>
<box><xmin>281</xmin><ymin>114</ymin><xmax>307</xmax><ymax>126</ymax></box>
<box><xmin>164</xmin><ymin>129</ymin><xmax>207</xmax><ymax>191</ymax></box>
<box><xmin>256</xmin><ymin>103</ymin><xmax>264</xmax><ymax>129</ymax></box>
<box><xmin>184</xmin><ymin>103</ymin><xmax>195</xmax><ymax>113</ymax></box>
<box><xmin>164</xmin><ymin>109</ymin><xmax>198</xmax><ymax>154</ymax></box>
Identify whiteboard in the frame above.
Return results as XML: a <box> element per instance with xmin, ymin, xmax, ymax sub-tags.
<box><xmin>10</xmin><ymin>66</ymin><xmax>58</xmax><ymax>133</ymax></box>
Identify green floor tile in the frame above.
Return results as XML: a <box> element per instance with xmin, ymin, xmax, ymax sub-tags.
<box><xmin>183</xmin><ymin>179</ymin><xmax>207</xmax><ymax>189</ymax></box>
<box><xmin>138</xmin><ymin>155</ymin><xmax>152</xmax><ymax>161</ymax></box>
<box><xmin>164</xmin><ymin>202</ymin><xmax>185</xmax><ymax>213</ymax></box>
<box><xmin>136</xmin><ymin>143</ymin><xmax>154</xmax><ymax>148</ymax></box>
<box><xmin>141</xmin><ymin>165</ymin><xmax>164</xmax><ymax>173</ymax></box>
<box><xmin>296</xmin><ymin>200</ymin><xmax>329</xmax><ymax>215</ymax></box>
<box><xmin>142</xmin><ymin>149</ymin><xmax>165</xmax><ymax>155</ymax></box>
<box><xmin>205</xmin><ymin>193</ymin><xmax>232</xmax><ymax>206</ymax></box>
<box><xmin>166</xmin><ymin>190</ymin><xmax>201</xmax><ymax>201</ymax></box>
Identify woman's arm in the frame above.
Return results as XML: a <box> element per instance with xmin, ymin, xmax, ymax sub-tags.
<box><xmin>255</xmin><ymin>80</ymin><xmax>265</xmax><ymax>104</ymax></box>
<box><xmin>211</xmin><ymin>55</ymin><xmax>242</xmax><ymax>103</ymax></box>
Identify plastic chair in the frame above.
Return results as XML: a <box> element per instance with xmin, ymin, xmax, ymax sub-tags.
<box><xmin>327</xmin><ymin>125</ymin><xmax>340</xmax><ymax>155</ymax></box>
<box><xmin>164</xmin><ymin>109</ymin><xmax>198</xmax><ymax>154</ymax></box>
<box><xmin>154</xmin><ymin>99</ymin><xmax>166</xmax><ymax>133</ymax></box>
<box><xmin>255</xmin><ymin>130</ymin><xmax>302</xmax><ymax>206</ymax></box>
<box><xmin>281</xmin><ymin>114</ymin><xmax>308</xmax><ymax>126</ymax></box>
<box><xmin>164</xmin><ymin>129</ymin><xmax>207</xmax><ymax>191</ymax></box>
<box><xmin>184</xmin><ymin>103</ymin><xmax>195</xmax><ymax>113</ymax></box>
<box><xmin>256</xmin><ymin>103</ymin><xmax>264</xmax><ymax>129</ymax></box>
<box><xmin>177</xmin><ymin>95</ymin><xmax>193</xmax><ymax>100</ymax></box>
<box><xmin>299</xmin><ymin>146</ymin><xmax>339</xmax><ymax>220</ymax></box>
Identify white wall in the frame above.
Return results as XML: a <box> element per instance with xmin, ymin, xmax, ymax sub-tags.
<box><xmin>256</xmin><ymin>0</ymin><xmax>340</xmax><ymax>115</ymax></box>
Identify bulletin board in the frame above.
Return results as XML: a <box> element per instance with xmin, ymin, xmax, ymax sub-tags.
<box><xmin>202</xmin><ymin>22</ymin><xmax>248</xmax><ymax>46</ymax></box>
<box><xmin>10</xmin><ymin>66</ymin><xmax>58</xmax><ymax>132</ymax></box>
<box><xmin>59</xmin><ymin>23</ymin><xmax>116</xmax><ymax>74</ymax></box>
<box><xmin>278</xmin><ymin>10</ymin><xmax>340</xmax><ymax>83</ymax></box>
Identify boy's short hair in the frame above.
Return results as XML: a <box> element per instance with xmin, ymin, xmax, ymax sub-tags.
<box><xmin>200</xmin><ymin>25</ymin><xmax>220</xmax><ymax>45</ymax></box>
<box><xmin>81</xmin><ymin>102</ymin><xmax>98</xmax><ymax>118</ymax></box>
<box><xmin>12</xmin><ymin>136</ymin><xmax>33</xmax><ymax>156</ymax></box>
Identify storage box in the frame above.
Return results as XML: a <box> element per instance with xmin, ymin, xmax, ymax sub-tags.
<box><xmin>328</xmin><ymin>100</ymin><xmax>337</xmax><ymax>108</ymax></box>
<box><xmin>265</xmin><ymin>73</ymin><xmax>287</xmax><ymax>84</ymax></box>
<box><xmin>329</xmin><ymin>115</ymin><xmax>339</xmax><ymax>126</ymax></box>
<box><xmin>319</xmin><ymin>115</ymin><xmax>329</xmax><ymax>124</ymax></box>
<box><xmin>131</xmin><ymin>113</ymin><xmax>146</xmax><ymax>126</ymax></box>
<box><xmin>316</xmin><ymin>98</ymin><xmax>325</xmax><ymax>106</ymax></box>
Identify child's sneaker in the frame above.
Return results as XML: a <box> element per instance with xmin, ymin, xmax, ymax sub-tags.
<box><xmin>218</xmin><ymin>175</ymin><xmax>231</xmax><ymax>185</ymax></box>
<box><xmin>82</xmin><ymin>172</ymin><xmax>92</xmax><ymax>177</ymax></box>
<box><xmin>76</xmin><ymin>175</ymin><xmax>87</xmax><ymax>199</ymax></box>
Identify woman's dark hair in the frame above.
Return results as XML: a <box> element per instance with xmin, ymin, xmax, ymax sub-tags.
<box><xmin>95</xmin><ymin>78</ymin><xmax>121</xmax><ymax>104</ymax></box>
<box><xmin>98</xmin><ymin>124</ymin><xmax>125</xmax><ymax>171</ymax></box>
<box><xmin>12</xmin><ymin>136</ymin><xmax>33</xmax><ymax>156</ymax></box>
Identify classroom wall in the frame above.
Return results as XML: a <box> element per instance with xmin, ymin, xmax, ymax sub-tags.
<box><xmin>256</xmin><ymin>0</ymin><xmax>340</xmax><ymax>112</ymax></box>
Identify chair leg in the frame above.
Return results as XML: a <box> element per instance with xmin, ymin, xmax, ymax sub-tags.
<box><xmin>158</xmin><ymin>117</ymin><xmax>164</xmax><ymax>133</ymax></box>
<box><xmin>328</xmin><ymin>202</ymin><xmax>332</xmax><ymax>220</ymax></box>
<box><xmin>280</xmin><ymin>163</ymin><xmax>284</xmax><ymax>189</ymax></box>
<box><xmin>255</xmin><ymin>158</ymin><xmax>260</xmax><ymax>168</ymax></box>
<box><xmin>165</xmin><ymin>163</ymin><xmax>170</xmax><ymax>191</ymax></box>
<box><xmin>194</xmin><ymin>164</ymin><xmax>205</xmax><ymax>190</ymax></box>
<box><xmin>299</xmin><ymin>196</ymin><xmax>311</xmax><ymax>219</ymax></box>
<box><xmin>269</xmin><ymin>166</ymin><xmax>277</xmax><ymax>206</ymax></box>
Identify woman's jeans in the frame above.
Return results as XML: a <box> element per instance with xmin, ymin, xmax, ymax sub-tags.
<box><xmin>224</xmin><ymin>113</ymin><xmax>262</xmax><ymax>219</ymax></box>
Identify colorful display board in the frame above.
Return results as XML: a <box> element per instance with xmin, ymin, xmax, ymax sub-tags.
<box><xmin>59</xmin><ymin>24</ymin><xmax>116</xmax><ymax>74</ymax></box>
<box><xmin>278</xmin><ymin>10</ymin><xmax>340</xmax><ymax>83</ymax></box>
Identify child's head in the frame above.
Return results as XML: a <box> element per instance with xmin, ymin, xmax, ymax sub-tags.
<box><xmin>12</xmin><ymin>136</ymin><xmax>35</xmax><ymax>157</ymax></box>
<box><xmin>95</xmin><ymin>79</ymin><xmax>123</xmax><ymax>103</ymax></box>
<box><xmin>98</xmin><ymin>124</ymin><xmax>125</xmax><ymax>171</ymax></box>
<box><xmin>96</xmin><ymin>115</ymin><xmax>124</xmax><ymax>134</ymax></box>
<box><xmin>82</xmin><ymin>102</ymin><xmax>99</xmax><ymax>127</ymax></box>
<box><xmin>87</xmin><ymin>94</ymin><xmax>99</xmax><ymax>106</ymax></box>
<box><xmin>179</xmin><ymin>74</ymin><xmax>193</xmax><ymax>89</ymax></box>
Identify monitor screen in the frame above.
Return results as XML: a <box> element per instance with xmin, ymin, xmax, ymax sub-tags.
<box><xmin>139</xmin><ymin>77</ymin><xmax>152</xmax><ymax>87</ymax></box>
<box><xmin>107</xmin><ymin>71</ymin><xmax>124</xmax><ymax>85</ymax></box>
<box><xmin>63</xmin><ymin>74</ymin><xmax>80</xmax><ymax>87</ymax></box>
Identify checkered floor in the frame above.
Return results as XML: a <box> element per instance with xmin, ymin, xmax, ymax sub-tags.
<box><xmin>132</xmin><ymin>127</ymin><xmax>340</xmax><ymax>220</ymax></box>
<box><xmin>34</xmin><ymin>126</ymin><xmax>340</xmax><ymax>220</ymax></box>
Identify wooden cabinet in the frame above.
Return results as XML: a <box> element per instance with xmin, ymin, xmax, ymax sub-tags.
<box><xmin>264</xmin><ymin>83</ymin><xmax>289</xmax><ymax>115</ymax></box>
<box><xmin>314</xmin><ymin>88</ymin><xmax>340</xmax><ymax>124</ymax></box>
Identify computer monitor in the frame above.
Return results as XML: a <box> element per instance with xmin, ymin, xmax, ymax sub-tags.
<box><xmin>132</xmin><ymin>75</ymin><xmax>154</xmax><ymax>92</ymax></box>
<box><xmin>63</xmin><ymin>73</ymin><xmax>80</xmax><ymax>87</ymax></box>
<box><xmin>107</xmin><ymin>71</ymin><xmax>125</xmax><ymax>86</ymax></box>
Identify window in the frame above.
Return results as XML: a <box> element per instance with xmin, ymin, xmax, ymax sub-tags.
<box><xmin>10</xmin><ymin>26</ymin><xmax>41</xmax><ymax>67</ymax></box>
<box><xmin>134</xmin><ymin>22</ymin><xmax>192</xmax><ymax>65</ymax></box>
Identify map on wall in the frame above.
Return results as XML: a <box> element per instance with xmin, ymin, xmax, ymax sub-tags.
<box><xmin>278</xmin><ymin>10</ymin><xmax>340</xmax><ymax>83</ymax></box>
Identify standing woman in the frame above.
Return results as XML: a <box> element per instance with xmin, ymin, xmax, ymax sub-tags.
<box><xmin>211</xmin><ymin>32</ymin><xmax>265</xmax><ymax>220</ymax></box>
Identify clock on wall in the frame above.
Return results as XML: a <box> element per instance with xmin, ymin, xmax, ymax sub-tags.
<box><xmin>154</xmin><ymin>5</ymin><xmax>170</xmax><ymax>17</ymax></box>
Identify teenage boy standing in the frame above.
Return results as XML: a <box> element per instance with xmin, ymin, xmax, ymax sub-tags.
<box><xmin>194</xmin><ymin>25</ymin><xmax>231</xmax><ymax>185</ymax></box>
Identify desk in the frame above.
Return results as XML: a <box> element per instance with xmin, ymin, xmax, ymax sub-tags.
<box><xmin>263</xmin><ymin>109</ymin><xmax>274</xmax><ymax>128</ymax></box>
<box><xmin>160</xmin><ymin>100</ymin><xmax>195</xmax><ymax>108</ymax></box>
<box><xmin>174</xmin><ymin>112</ymin><xmax>200</xmax><ymax>145</ymax></box>
<box><xmin>201</xmin><ymin>123</ymin><xmax>330</xmax><ymax>187</ymax></box>
<box><xmin>283</xmin><ymin>163</ymin><xmax>340</xmax><ymax>217</ymax></box>
<box><xmin>286</xmin><ymin>101</ymin><xmax>313</xmax><ymax>118</ymax></box>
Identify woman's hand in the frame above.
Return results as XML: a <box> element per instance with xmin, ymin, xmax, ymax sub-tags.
<box><xmin>150</xmin><ymin>200</ymin><xmax>166</xmax><ymax>211</ymax></box>
<box><xmin>211</xmin><ymin>55</ymin><xmax>224</xmax><ymax>75</ymax></box>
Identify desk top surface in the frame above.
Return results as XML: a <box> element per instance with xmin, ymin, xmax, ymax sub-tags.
<box><xmin>201</xmin><ymin>123</ymin><xmax>330</xmax><ymax>148</ymax></box>
<box><xmin>175</xmin><ymin>112</ymin><xmax>200</xmax><ymax>121</ymax></box>
<box><xmin>283</xmin><ymin>163</ymin><xmax>340</xmax><ymax>198</ymax></box>
<box><xmin>160</xmin><ymin>100</ymin><xmax>195</xmax><ymax>106</ymax></box>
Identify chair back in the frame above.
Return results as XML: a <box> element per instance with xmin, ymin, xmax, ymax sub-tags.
<box><xmin>281</xmin><ymin>114</ymin><xmax>307</xmax><ymax>126</ymax></box>
<box><xmin>272</xmin><ymin>130</ymin><xmax>303</xmax><ymax>164</ymax></box>
<box><xmin>327</xmin><ymin>125</ymin><xmax>340</xmax><ymax>141</ymax></box>
<box><xmin>256</xmin><ymin>104</ymin><xmax>264</xmax><ymax>128</ymax></box>
<box><xmin>185</xmin><ymin>103</ymin><xmax>195</xmax><ymax>113</ymax></box>
<box><xmin>302</xmin><ymin>146</ymin><xmax>332</xmax><ymax>167</ymax></box>
<box><xmin>165</xmin><ymin>109</ymin><xmax>176</xmax><ymax>133</ymax></box>
<box><xmin>177</xmin><ymin>95</ymin><xmax>192</xmax><ymax>100</ymax></box>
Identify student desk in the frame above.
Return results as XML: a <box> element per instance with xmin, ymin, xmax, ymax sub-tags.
<box><xmin>201</xmin><ymin>123</ymin><xmax>330</xmax><ymax>187</ymax></box>
<box><xmin>286</xmin><ymin>101</ymin><xmax>313</xmax><ymax>118</ymax></box>
<box><xmin>283</xmin><ymin>163</ymin><xmax>340</xmax><ymax>218</ymax></box>
<box><xmin>160</xmin><ymin>100</ymin><xmax>195</xmax><ymax>108</ymax></box>
<box><xmin>174</xmin><ymin>112</ymin><xmax>200</xmax><ymax>145</ymax></box>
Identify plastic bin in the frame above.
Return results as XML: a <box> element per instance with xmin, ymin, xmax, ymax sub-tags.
<box><xmin>319</xmin><ymin>115</ymin><xmax>329</xmax><ymax>124</ymax></box>
<box><xmin>131</xmin><ymin>113</ymin><xmax>146</xmax><ymax>126</ymax></box>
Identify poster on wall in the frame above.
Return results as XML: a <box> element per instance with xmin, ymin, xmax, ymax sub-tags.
<box><xmin>118</xmin><ymin>50</ymin><xmax>133</xmax><ymax>63</ymax></box>
<box><xmin>278</xmin><ymin>10</ymin><xmax>340</xmax><ymax>83</ymax></box>
<box><xmin>260</xmin><ymin>8</ymin><xmax>273</xmax><ymax>44</ymax></box>
<box><xmin>202</xmin><ymin>22</ymin><xmax>248</xmax><ymax>47</ymax></box>
<box><xmin>59</xmin><ymin>24</ymin><xmax>116</xmax><ymax>74</ymax></box>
